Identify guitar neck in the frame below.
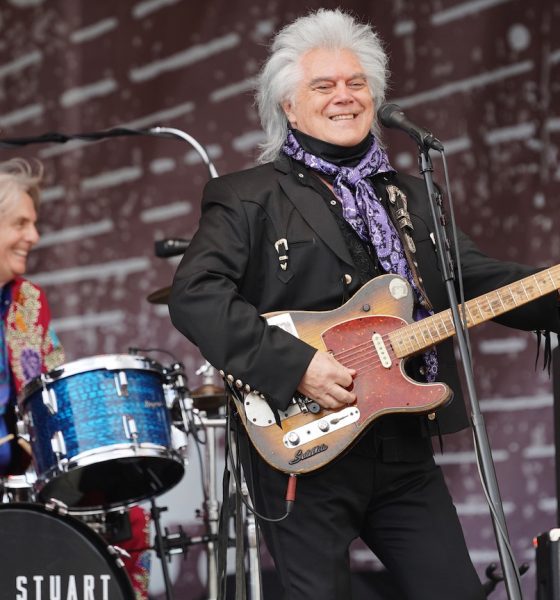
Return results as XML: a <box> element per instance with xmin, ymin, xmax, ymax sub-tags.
<box><xmin>390</xmin><ymin>265</ymin><xmax>560</xmax><ymax>358</ymax></box>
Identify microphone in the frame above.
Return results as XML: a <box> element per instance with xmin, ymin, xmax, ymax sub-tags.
<box><xmin>154</xmin><ymin>238</ymin><xmax>191</xmax><ymax>258</ymax></box>
<box><xmin>377</xmin><ymin>103</ymin><xmax>444</xmax><ymax>152</ymax></box>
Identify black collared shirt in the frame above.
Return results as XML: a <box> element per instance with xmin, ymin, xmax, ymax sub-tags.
<box><xmin>304</xmin><ymin>170</ymin><xmax>385</xmax><ymax>287</ymax></box>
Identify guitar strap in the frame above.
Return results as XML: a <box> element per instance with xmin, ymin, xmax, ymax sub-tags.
<box><xmin>384</xmin><ymin>183</ymin><xmax>444</xmax><ymax>444</ymax></box>
<box><xmin>384</xmin><ymin>184</ymin><xmax>434</xmax><ymax>313</ymax></box>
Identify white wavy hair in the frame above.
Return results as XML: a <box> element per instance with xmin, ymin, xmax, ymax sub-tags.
<box><xmin>256</xmin><ymin>9</ymin><xmax>389</xmax><ymax>163</ymax></box>
<box><xmin>0</xmin><ymin>158</ymin><xmax>43</xmax><ymax>214</ymax></box>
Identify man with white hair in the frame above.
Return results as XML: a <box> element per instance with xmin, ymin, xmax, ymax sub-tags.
<box><xmin>0</xmin><ymin>158</ymin><xmax>63</xmax><ymax>474</ymax></box>
<box><xmin>0</xmin><ymin>158</ymin><xmax>151</xmax><ymax>600</ymax></box>
<box><xmin>170</xmin><ymin>9</ymin><xmax>560</xmax><ymax>599</ymax></box>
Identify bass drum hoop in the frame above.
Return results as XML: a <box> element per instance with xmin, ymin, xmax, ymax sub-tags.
<box><xmin>0</xmin><ymin>503</ymin><xmax>135</xmax><ymax>600</ymax></box>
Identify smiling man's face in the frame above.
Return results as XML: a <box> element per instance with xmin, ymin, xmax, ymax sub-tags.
<box><xmin>282</xmin><ymin>47</ymin><xmax>374</xmax><ymax>147</ymax></box>
<box><xmin>0</xmin><ymin>191</ymin><xmax>39</xmax><ymax>286</ymax></box>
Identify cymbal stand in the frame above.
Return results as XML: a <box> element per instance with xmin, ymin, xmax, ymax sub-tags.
<box><xmin>168</xmin><ymin>367</ymin><xmax>223</xmax><ymax>600</ymax></box>
<box><xmin>199</xmin><ymin>413</ymin><xmax>226</xmax><ymax>600</ymax></box>
<box><xmin>150</xmin><ymin>498</ymin><xmax>224</xmax><ymax>600</ymax></box>
<box><xmin>200</xmin><ymin>416</ymin><xmax>263</xmax><ymax>600</ymax></box>
<box><xmin>240</xmin><ymin>473</ymin><xmax>262</xmax><ymax>600</ymax></box>
<box><xmin>197</xmin><ymin>413</ymin><xmax>263</xmax><ymax>600</ymax></box>
<box><xmin>150</xmin><ymin>499</ymin><xmax>174</xmax><ymax>600</ymax></box>
<box><xmin>169</xmin><ymin>361</ymin><xmax>262</xmax><ymax>599</ymax></box>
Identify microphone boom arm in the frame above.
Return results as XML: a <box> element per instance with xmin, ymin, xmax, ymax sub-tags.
<box><xmin>149</xmin><ymin>126</ymin><xmax>219</xmax><ymax>180</ymax></box>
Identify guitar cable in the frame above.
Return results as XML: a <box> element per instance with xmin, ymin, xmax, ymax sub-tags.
<box><xmin>225</xmin><ymin>384</ymin><xmax>298</xmax><ymax>523</ymax></box>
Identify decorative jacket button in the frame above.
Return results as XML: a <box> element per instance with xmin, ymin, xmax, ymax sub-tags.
<box><xmin>227</xmin><ymin>374</ymin><xmax>234</xmax><ymax>382</ymax></box>
<box><xmin>298</xmin><ymin>173</ymin><xmax>304</xmax><ymax>179</ymax></box>
<box><xmin>344</xmin><ymin>274</ymin><xmax>352</xmax><ymax>285</ymax></box>
<box><xmin>244</xmin><ymin>384</ymin><xmax>251</xmax><ymax>393</ymax></box>
<box><xmin>235</xmin><ymin>379</ymin><xmax>243</xmax><ymax>389</ymax></box>
<box><xmin>219</xmin><ymin>370</ymin><xmax>225</xmax><ymax>377</ymax></box>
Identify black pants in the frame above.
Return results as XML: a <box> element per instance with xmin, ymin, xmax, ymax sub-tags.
<box><xmin>239</xmin><ymin>426</ymin><xmax>485</xmax><ymax>600</ymax></box>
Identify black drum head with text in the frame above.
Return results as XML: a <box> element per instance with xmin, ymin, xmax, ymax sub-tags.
<box><xmin>0</xmin><ymin>504</ymin><xmax>134</xmax><ymax>600</ymax></box>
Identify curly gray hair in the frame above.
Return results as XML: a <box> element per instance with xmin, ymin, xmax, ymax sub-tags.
<box><xmin>0</xmin><ymin>158</ymin><xmax>43</xmax><ymax>214</ymax></box>
<box><xmin>256</xmin><ymin>9</ymin><xmax>389</xmax><ymax>163</ymax></box>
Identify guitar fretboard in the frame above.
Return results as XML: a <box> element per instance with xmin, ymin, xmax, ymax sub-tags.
<box><xmin>389</xmin><ymin>265</ymin><xmax>560</xmax><ymax>358</ymax></box>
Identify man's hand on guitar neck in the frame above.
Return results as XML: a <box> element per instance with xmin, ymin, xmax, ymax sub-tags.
<box><xmin>297</xmin><ymin>350</ymin><xmax>357</xmax><ymax>410</ymax></box>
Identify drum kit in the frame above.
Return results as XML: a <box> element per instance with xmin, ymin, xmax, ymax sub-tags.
<box><xmin>0</xmin><ymin>285</ymin><xmax>257</xmax><ymax>600</ymax></box>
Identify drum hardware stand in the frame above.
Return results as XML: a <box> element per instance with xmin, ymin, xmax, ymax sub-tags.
<box><xmin>240</xmin><ymin>478</ymin><xmax>262</xmax><ymax>600</ymax></box>
<box><xmin>107</xmin><ymin>543</ymin><xmax>132</xmax><ymax>565</ymax></box>
<box><xmin>200</xmin><ymin>413</ymin><xmax>227</xmax><ymax>600</ymax></box>
<box><xmin>155</xmin><ymin>526</ymin><xmax>218</xmax><ymax>557</ymax></box>
<box><xmin>219</xmin><ymin>404</ymin><xmax>263</xmax><ymax>600</ymax></box>
<box><xmin>159</xmin><ymin>359</ymin><xmax>224</xmax><ymax>599</ymax></box>
<box><xmin>198</xmin><ymin>367</ymin><xmax>263</xmax><ymax>600</ymax></box>
<box><xmin>164</xmin><ymin>359</ymin><xmax>263</xmax><ymax>599</ymax></box>
<box><xmin>150</xmin><ymin>497</ymin><xmax>222</xmax><ymax>600</ymax></box>
<box><xmin>150</xmin><ymin>508</ymin><xmax>221</xmax><ymax>598</ymax></box>
<box><xmin>147</xmin><ymin>410</ymin><xmax>225</xmax><ymax>600</ymax></box>
<box><xmin>150</xmin><ymin>499</ymin><xmax>175</xmax><ymax>600</ymax></box>
<box><xmin>193</xmin><ymin>412</ymin><xmax>263</xmax><ymax>600</ymax></box>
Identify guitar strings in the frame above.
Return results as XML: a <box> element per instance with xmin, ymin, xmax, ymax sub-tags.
<box><xmin>290</xmin><ymin>264</ymin><xmax>560</xmax><ymax>373</ymax></box>
<box><xmin>322</xmin><ymin>265</ymin><xmax>560</xmax><ymax>362</ymax></box>
<box><xmin>299</xmin><ymin>311</ymin><xmax>453</xmax><ymax>363</ymax></box>
<box><xmin>297</xmin><ymin>321</ymin><xmax>433</xmax><ymax>372</ymax></box>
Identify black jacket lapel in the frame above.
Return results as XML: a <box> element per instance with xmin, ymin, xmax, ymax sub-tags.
<box><xmin>275</xmin><ymin>160</ymin><xmax>354</xmax><ymax>268</ymax></box>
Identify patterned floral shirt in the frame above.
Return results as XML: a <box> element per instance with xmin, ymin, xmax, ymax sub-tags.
<box><xmin>3</xmin><ymin>277</ymin><xmax>65</xmax><ymax>398</ymax></box>
<box><xmin>0</xmin><ymin>277</ymin><xmax>64</xmax><ymax>473</ymax></box>
<box><xmin>2</xmin><ymin>278</ymin><xmax>150</xmax><ymax>599</ymax></box>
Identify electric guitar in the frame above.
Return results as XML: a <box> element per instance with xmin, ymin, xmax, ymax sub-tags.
<box><xmin>231</xmin><ymin>265</ymin><xmax>560</xmax><ymax>474</ymax></box>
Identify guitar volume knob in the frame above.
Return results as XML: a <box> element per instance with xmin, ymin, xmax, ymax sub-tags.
<box><xmin>307</xmin><ymin>401</ymin><xmax>321</xmax><ymax>414</ymax></box>
<box><xmin>287</xmin><ymin>432</ymin><xmax>300</xmax><ymax>446</ymax></box>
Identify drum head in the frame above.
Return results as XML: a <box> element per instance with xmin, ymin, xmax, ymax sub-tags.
<box><xmin>38</xmin><ymin>454</ymin><xmax>184</xmax><ymax>512</ymax></box>
<box><xmin>0</xmin><ymin>504</ymin><xmax>134</xmax><ymax>600</ymax></box>
<box><xmin>20</xmin><ymin>353</ymin><xmax>185</xmax><ymax>512</ymax></box>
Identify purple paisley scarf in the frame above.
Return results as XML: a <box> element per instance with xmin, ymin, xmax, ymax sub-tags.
<box><xmin>282</xmin><ymin>130</ymin><xmax>438</xmax><ymax>382</ymax></box>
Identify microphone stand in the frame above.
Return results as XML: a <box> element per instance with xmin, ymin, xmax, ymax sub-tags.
<box><xmin>418</xmin><ymin>147</ymin><xmax>522</xmax><ymax>600</ymax></box>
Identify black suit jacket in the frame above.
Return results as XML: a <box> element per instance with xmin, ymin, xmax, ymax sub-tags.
<box><xmin>169</xmin><ymin>155</ymin><xmax>560</xmax><ymax>435</ymax></box>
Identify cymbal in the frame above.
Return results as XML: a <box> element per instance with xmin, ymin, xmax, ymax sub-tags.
<box><xmin>147</xmin><ymin>286</ymin><xmax>171</xmax><ymax>304</ymax></box>
<box><xmin>191</xmin><ymin>383</ymin><xmax>227</xmax><ymax>411</ymax></box>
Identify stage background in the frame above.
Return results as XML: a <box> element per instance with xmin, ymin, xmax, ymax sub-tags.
<box><xmin>1</xmin><ymin>0</ymin><xmax>559</xmax><ymax>598</ymax></box>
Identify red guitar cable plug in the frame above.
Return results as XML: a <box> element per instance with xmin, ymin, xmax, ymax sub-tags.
<box><xmin>285</xmin><ymin>473</ymin><xmax>298</xmax><ymax>514</ymax></box>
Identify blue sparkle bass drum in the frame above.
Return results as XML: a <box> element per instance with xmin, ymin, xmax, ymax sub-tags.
<box><xmin>19</xmin><ymin>354</ymin><xmax>185</xmax><ymax>512</ymax></box>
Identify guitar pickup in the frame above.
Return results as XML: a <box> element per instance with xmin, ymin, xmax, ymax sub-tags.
<box><xmin>282</xmin><ymin>406</ymin><xmax>360</xmax><ymax>448</ymax></box>
<box><xmin>372</xmin><ymin>333</ymin><xmax>392</xmax><ymax>368</ymax></box>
